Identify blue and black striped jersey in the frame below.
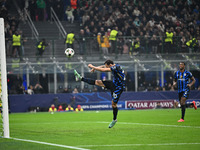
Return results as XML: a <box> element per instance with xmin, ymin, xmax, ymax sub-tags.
<box><xmin>174</xmin><ymin>70</ymin><xmax>193</xmax><ymax>93</ymax></box>
<box><xmin>110</xmin><ymin>64</ymin><xmax>125</xmax><ymax>88</ymax></box>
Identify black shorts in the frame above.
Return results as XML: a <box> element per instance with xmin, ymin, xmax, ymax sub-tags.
<box><xmin>179</xmin><ymin>91</ymin><xmax>189</xmax><ymax>101</ymax></box>
<box><xmin>102</xmin><ymin>80</ymin><xmax>123</xmax><ymax>103</ymax></box>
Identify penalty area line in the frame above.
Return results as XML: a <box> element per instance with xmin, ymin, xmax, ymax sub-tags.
<box><xmin>9</xmin><ymin>137</ymin><xmax>90</xmax><ymax>150</ymax></box>
<box><xmin>77</xmin><ymin>143</ymin><xmax>200</xmax><ymax>147</ymax></box>
<box><xmin>68</xmin><ymin>121</ymin><xmax>200</xmax><ymax>129</ymax></box>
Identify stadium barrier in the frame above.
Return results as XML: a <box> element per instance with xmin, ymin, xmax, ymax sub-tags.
<box><xmin>9</xmin><ymin>91</ymin><xmax>200</xmax><ymax>112</ymax></box>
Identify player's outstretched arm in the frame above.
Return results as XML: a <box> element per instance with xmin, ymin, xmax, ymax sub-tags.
<box><xmin>88</xmin><ymin>64</ymin><xmax>111</xmax><ymax>72</ymax></box>
<box><xmin>90</xmin><ymin>65</ymin><xmax>105</xmax><ymax>73</ymax></box>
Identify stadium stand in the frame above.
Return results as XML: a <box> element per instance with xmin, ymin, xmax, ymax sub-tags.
<box><xmin>1</xmin><ymin>0</ymin><xmax>200</xmax><ymax>94</ymax></box>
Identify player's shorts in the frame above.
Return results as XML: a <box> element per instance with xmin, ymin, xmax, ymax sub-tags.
<box><xmin>179</xmin><ymin>90</ymin><xmax>189</xmax><ymax>101</ymax></box>
<box><xmin>102</xmin><ymin>80</ymin><xmax>123</xmax><ymax>103</ymax></box>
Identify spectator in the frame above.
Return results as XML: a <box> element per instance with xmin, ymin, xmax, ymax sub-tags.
<box><xmin>12</xmin><ymin>31</ymin><xmax>22</xmax><ymax>58</ymax></box>
<box><xmin>101</xmin><ymin>32</ymin><xmax>110</xmax><ymax>56</ymax></box>
<box><xmin>164</xmin><ymin>28</ymin><xmax>174</xmax><ymax>53</ymax></box>
<box><xmin>78</xmin><ymin>29</ymin><xmax>86</xmax><ymax>55</ymax></box>
<box><xmin>70</xmin><ymin>0</ymin><xmax>78</xmax><ymax>20</ymax></box>
<box><xmin>19</xmin><ymin>30</ymin><xmax>27</xmax><ymax>57</ymax></box>
<box><xmin>72</xmin><ymin>88</ymin><xmax>79</xmax><ymax>94</ymax></box>
<box><xmin>157</xmin><ymin>21</ymin><xmax>165</xmax><ymax>32</ymax></box>
<box><xmin>133</xmin><ymin>17</ymin><xmax>141</xmax><ymax>27</ymax></box>
<box><xmin>53</xmin><ymin>0</ymin><xmax>63</xmax><ymax>20</ymax></box>
<box><xmin>34</xmin><ymin>82</ymin><xmax>43</xmax><ymax>94</ymax></box>
<box><xmin>65</xmin><ymin>6</ymin><xmax>74</xmax><ymax>23</ymax></box>
<box><xmin>49</xmin><ymin>104</ymin><xmax>57</xmax><ymax>113</ymax></box>
<box><xmin>109</xmin><ymin>27</ymin><xmax>118</xmax><ymax>54</ymax></box>
<box><xmin>82</xmin><ymin>13</ymin><xmax>89</xmax><ymax>26</ymax></box>
<box><xmin>117</xmin><ymin>38</ymin><xmax>124</xmax><ymax>55</ymax></box>
<box><xmin>62</xmin><ymin>87</ymin><xmax>69</xmax><ymax>93</ymax></box>
<box><xmin>97</xmin><ymin>32</ymin><xmax>102</xmax><ymax>52</ymax></box>
<box><xmin>186</xmin><ymin>36</ymin><xmax>198</xmax><ymax>53</ymax></box>
<box><xmin>65</xmin><ymin>31</ymin><xmax>75</xmax><ymax>49</ymax></box>
<box><xmin>156</xmin><ymin>102</ymin><xmax>161</xmax><ymax>109</ymax></box>
<box><xmin>0</xmin><ymin>5</ymin><xmax>8</xmax><ymax>20</ymax></box>
<box><xmin>37</xmin><ymin>38</ymin><xmax>49</xmax><ymax>57</ymax></box>
<box><xmin>134</xmin><ymin>37</ymin><xmax>140</xmax><ymax>54</ymax></box>
<box><xmin>5</xmin><ymin>29</ymin><xmax>13</xmax><ymax>57</ymax></box>
<box><xmin>151</xmin><ymin>35</ymin><xmax>159</xmax><ymax>53</ymax></box>
<box><xmin>132</xmin><ymin>7</ymin><xmax>141</xmax><ymax>17</ymax></box>
<box><xmin>180</xmin><ymin>36</ymin><xmax>187</xmax><ymax>52</ymax></box>
<box><xmin>45</xmin><ymin>0</ymin><xmax>54</xmax><ymax>21</ymax></box>
<box><xmin>17</xmin><ymin>85</ymin><xmax>27</xmax><ymax>94</ymax></box>
<box><xmin>75</xmin><ymin>105</ymin><xmax>83</xmax><ymax>112</ymax></box>
<box><xmin>29</xmin><ymin>0</ymin><xmax>37</xmax><ymax>21</ymax></box>
<box><xmin>27</xmin><ymin>85</ymin><xmax>34</xmax><ymax>95</ymax></box>
<box><xmin>57</xmin><ymin>105</ymin><xmax>64</xmax><ymax>112</ymax></box>
<box><xmin>65</xmin><ymin>104</ymin><xmax>74</xmax><ymax>111</ymax></box>
<box><xmin>36</xmin><ymin>0</ymin><xmax>46</xmax><ymax>21</ymax></box>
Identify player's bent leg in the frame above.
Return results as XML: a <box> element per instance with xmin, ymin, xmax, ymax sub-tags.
<box><xmin>178</xmin><ymin>97</ymin><xmax>187</xmax><ymax>122</ymax></box>
<box><xmin>74</xmin><ymin>69</ymin><xmax>97</xmax><ymax>85</ymax></box>
<box><xmin>193</xmin><ymin>101</ymin><xmax>197</xmax><ymax>110</ymax></box>
<box><xmin>180</xmin><ymin>97</ymin><xmax>187</xmax><ymax>105</ymax></box>
<box><xmin>95</xmin><ymin>80</ymin><xmax>106</xmax><ymax>87</ymax></box>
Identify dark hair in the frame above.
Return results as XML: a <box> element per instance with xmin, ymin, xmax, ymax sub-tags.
<box><xmin>104</xmin><ymin>60</ymin><xmax>114</xmax><ymax>65</ymax></box>
<box><xmin>180</xmin><ymin>62</ymin><xmax>185</xmax><ymax>65</ymax></box>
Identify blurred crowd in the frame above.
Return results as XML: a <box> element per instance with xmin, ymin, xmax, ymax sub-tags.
<box><xmin>79</xmin><ymin>0</ymin><xmax>200</xmax><ymax>36</ymax></box>
<box><xmin>78</xmin><ymin>0</ymin><xmax>200</xmax><ymax>54</ymax></box>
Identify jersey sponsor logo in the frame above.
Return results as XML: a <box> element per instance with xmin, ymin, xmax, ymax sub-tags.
<box><xmin>178</xmin><ymin>79</ymin><xmax>185</xmax><ymax>81</ymax></box>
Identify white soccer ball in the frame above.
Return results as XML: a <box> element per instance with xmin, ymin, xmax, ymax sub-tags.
<box><xmin>65</xmin><ymin>48</ymin><xmax>75</xmax><ymax>57</ymax></box>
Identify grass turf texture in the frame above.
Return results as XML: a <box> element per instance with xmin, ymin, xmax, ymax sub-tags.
<box><xmin>1</xmin><ymin>109</ymin><xmax>200</xmax><ymax>150</ymax></box>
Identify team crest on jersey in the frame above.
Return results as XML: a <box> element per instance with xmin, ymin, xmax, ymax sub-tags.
<box><xmin>184</xmin><ymin>73</ymin><xmax>186</xmax><ymax>76</ymax></box>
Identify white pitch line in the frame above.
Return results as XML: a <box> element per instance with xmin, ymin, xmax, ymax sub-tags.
<box><xmin>11</xmin><ymin>121</ymin><xmax>200</xmax><ymax>129</ymax></box>
<box><xmin>77</xmin><ymin>143</ymin><xmax>200</xmax><ymax>147</ymax></box>
<box><xmin>68</xmin><ymin>121</ymin><xmax>200</xmax><ymax>129</ymax></box>
<box><xmin>10</xmin><ymin>137</ymin><xmax>90</xmax><ymax>150</ymax></box>
<box><xmin>95</xmin><ymin>121</ymin><xmax>200</xmax><ymax>129</ymax></box>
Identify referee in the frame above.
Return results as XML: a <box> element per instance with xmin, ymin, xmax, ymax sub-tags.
<box><xmin>173</xmin><ymin>62</ymin><xmax>197</xmax><ymax>122</ymax></box>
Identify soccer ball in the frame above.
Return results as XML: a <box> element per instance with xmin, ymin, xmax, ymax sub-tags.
<box><xmin>65</xmin><ymin>48</ymin><xmax>75</xmax><ymax>57</ymax></box>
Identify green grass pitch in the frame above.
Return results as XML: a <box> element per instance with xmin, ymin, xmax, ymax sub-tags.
<box><xmin>1</xmin><ymin>109</ymin><xmax>200</xmax><ymax>150</ymax></box>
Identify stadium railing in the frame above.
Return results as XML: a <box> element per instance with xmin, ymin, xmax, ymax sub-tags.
<box><xmin>5</xmin><ymin>36</ymin><xmax>199</xmax><ymax>60</ymax></box>
<box><xmin>6</xmin><ymin>59</ymin><xmax>200</xmax><ymax>94</ymax></box>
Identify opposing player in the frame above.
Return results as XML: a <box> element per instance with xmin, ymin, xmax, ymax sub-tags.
<box><xmin>74</xmin><ymin>60</ymin><xmax>125</xmax><ymax>128</ymax></box>
<box><xmin>173</xmin><ymin>62</ymin><xmax>197</xmax><ymax>122</ymax></box>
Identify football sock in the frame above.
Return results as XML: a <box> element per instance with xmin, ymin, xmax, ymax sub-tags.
<box><xmin>113</xmin><ymin>107</ymin><xmax>118</xmax><ymax>120</ymax></box>
<box><xmin>181</xmin><ymin>105</ymin><xmax>186</xmax><ymax>120</ymax></box>
<box><xmin>81</xmin><ymin>77</ymin><xmax>95</xmax><ymax>85</ymax></box>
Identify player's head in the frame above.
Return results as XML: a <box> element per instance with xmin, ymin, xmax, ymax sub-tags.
<box><xmin>104</xmin><ymin>60</ymin><xmax>114</xmax><ymax>68</ymax></box>
<box><xmin>179</xmin><ymin>62</ymin><xmax>185</xmax><ymax>70</ymax></box>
